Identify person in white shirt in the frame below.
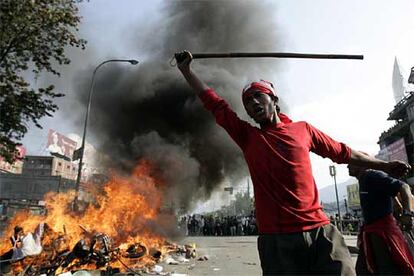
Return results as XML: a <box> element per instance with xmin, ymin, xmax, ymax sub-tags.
<box><xmin>11</xmin><ymin>222</ymin><xmax>47</xmax><ymax>261</ymax></box>
<box><xmin>1</xmin><ymin>222</ymin><xmax>48</xmax><ymax>268</ymax></box>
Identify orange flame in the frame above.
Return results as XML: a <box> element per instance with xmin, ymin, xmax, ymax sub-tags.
<box><xmin>0</xmin><ymin>161</ymin><xmax>175</xmax><ymax>272</ymax></box>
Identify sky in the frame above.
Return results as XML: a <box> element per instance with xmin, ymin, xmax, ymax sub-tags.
<box><xmin>275</xmin><ymin>1</ymin><xmax>414</xmax><ymax>189</ymax></box>
<box><xmin>21</xmin><ymin>0</ymin><xmax>414</xmax><ymax>210</ymax></box>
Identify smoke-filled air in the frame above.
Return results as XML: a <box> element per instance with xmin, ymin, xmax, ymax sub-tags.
<box><xmin>71</xmin><ymin>1</ymin><xmax>286</xmax><ymax>212</ymax></box>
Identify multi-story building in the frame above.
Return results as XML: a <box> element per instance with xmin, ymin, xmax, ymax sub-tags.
<box><xmin>0</xmin><ymin>174</ymin><xmax>77</xmax><ymax>217</ymax></box>
<box><xmin>344</xmin><ymin>62</ymin><xmax>414</xmax><ymax>215</ymax></box>
<box><xmin>0</xmin><ymin>155</ymin><xmax>78</xmax><ymax>223</ymax></box>
<box><xmin>22</xmin><ymin>155</ymin><xmax>78</xmax><ymax>180</ymax></box>
<box><xmin>377</xmin><ymin>64</ymin><xmax>414</xmax><ymax>184</ymax></box>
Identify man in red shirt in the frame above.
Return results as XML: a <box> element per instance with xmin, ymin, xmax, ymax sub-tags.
<box><xmin>176</xmin><ymin>51</ymin><xmax>411</xmax><ymax>275</ymax></box>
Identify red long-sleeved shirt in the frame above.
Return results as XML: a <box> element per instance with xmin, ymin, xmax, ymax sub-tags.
<box><xmin>199</xmin><ymin>89</ymin><xmax>351</xmax><ymax>233</ymax></box>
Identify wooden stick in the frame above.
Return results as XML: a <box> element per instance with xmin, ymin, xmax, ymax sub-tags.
<box><xmin>191</xmin><ymin>52</ymin><xmax>363</xmax><ymax>60</ymax></box>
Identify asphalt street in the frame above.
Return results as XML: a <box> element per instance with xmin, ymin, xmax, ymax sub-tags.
<box><xmin>159</xmin><ymin>235</ymin><xmax>359</xmax><ymax>276</ymax></box>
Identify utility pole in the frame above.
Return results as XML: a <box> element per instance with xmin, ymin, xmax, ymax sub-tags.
<box><xmin>247</xmin><ymin>178</ymin><xmax>250</xmax><ymax>198</ymax></box>
<box><xmin>329</xmin><ymin>165</ymin><xmax>342</xmax><ymax>232</ymax></box>
<box><xmin>344</xmin><ymin>198</ymin><xmax>349</xmax><ymax>214</ymax></box>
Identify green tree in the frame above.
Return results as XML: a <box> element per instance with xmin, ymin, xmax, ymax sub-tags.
<box><xmin>0</xmin><ymin>0</ymin><xmax>86</xmax><ymax>163</ymax></box>
<box><xmin>233</xmin><ymin>192</ymin><xmax>253</xmax><ymax>215</ymax></box>
<box><xmin>220</xmin><ymin>191</ymin><xmax>253</xmax><ymax>216</ymax></box>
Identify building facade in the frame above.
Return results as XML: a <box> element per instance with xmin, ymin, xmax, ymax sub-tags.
<box><xmin>0</xmin><ymin>155</ymin><xmax>78</xmax><ymax>226</ymax></box>
<box><xmin>22</xmin><ymin>155</ymin><xmax>78</xmax><ymax>180</ymax></box>
<box><xmin>0</xmin><ymin>159</ymin><xmax>23</xmax><ymax>174</ymax></box>
<box><xmin>378</xmin><ymin>91</ymin><xmax>414</xmax><ymax>183</ymax></box>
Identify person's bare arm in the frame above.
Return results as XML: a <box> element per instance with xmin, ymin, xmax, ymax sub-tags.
<box><xmin>394</xmin><ymin>196</ymin><xmax>403</xmax><ymax>214</ymax></box>
<box><xmin>176</xmin><ymin>51</ymin><xmax>209</xmax><ymax>95</ymax></box>
<box><xmin>348</xmin><ymin>149</ymin><xmax>411</xmax><ymax>178</ymax></box>
<box><xmin>399</xmin><ymin>183</ymin><xmax>413</xmax><ymax>230</ymax></box>
<box><xmin>400</xmin><ymin>184</ymin><xmax>413</xmax><ymax>212</ymax></box>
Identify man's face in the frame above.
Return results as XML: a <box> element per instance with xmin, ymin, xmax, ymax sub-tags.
<box><xmin>243</xmin><ymin>91</ymin><xmax>277</xmax><ymax>124</ymax></box>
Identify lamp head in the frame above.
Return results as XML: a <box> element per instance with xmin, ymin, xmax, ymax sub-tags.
<box><xmin>128</xmin><ymin>60</ymin><xmax>139</xmax><ymax>65</ymax></box>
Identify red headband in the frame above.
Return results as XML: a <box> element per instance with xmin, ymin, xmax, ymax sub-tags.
<box><xmin>242</xmin><ymin>80</ymin><xmax>292</xmax><ymax>124</ymax></box>
<box><xmin>242</xmin><ymin>80</ymin><xmax>277</xmax><ymax>100</ymax></box>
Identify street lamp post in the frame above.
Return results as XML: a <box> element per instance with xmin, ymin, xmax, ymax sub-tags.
<box><xmin>344</xmin><ymin>198</ymin><xmax>349</xmax><ymax>214</ymax></box>
<box><xmin>74</xmin><ymin>59</ymin><xmax>138</xmax><ymax>202</ymax></box>
<box><xmin>329</xmin><ymin>165</ymin><xmax>342</xmax><ymax>232</ymax></box>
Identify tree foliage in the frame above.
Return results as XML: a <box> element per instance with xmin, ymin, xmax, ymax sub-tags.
<box><xmin>219</xmin><ymin>191</ymin><xmax>253</xmax><ymax>216</ymax></box>
<box><xmin>0</xmin><ymin>0</ymin><xmax>86</xmax><ymax>163</ymax></box>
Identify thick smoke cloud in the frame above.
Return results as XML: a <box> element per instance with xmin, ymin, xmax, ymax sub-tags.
<box><xmin>72</xmin><ymin>1</ymin><xmax>285</xmax><ymax>211</ymax></box>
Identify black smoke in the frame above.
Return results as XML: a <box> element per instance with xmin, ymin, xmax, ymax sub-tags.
<box><xmin>72</xmin><ymin>1</ymin><xmax>285</xmax><ymax>212</ymax></box>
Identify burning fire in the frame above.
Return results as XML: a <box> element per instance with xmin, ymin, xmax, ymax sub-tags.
<box><xmin>0</xmin><ymin>160</ymin><xmax>178</xmax><ymax>273</ymax></box>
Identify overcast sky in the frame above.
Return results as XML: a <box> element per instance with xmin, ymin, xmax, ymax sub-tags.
<box><xmin>22</xmin><ymin>1</ymin><xmax>414</xmax><ymax>207</ymax></box>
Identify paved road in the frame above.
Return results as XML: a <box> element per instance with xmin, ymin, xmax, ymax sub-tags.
<box><xmin>160</xmin><ymin>235</ymin><xmax>358</xmax><ymax>276</ymax></box>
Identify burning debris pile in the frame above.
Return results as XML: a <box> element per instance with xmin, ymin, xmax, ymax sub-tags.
<box><xmin>2</xmin><ymin>229</ymin><xmax>197</xmax><ymax>275</ymax></box>
<box><xmin>0</xmin><ymin>161</ymin><xmax>199</xmax><ymax>275</ymax></box>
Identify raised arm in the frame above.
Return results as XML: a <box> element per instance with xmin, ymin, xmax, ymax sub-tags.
<box><xmin>176</xmin><ymin>51</ymin><xmax>209</xmax><ymax>95</ymax></box>
<box><xmin>175</xmin><ymin>51</ymin><xmax>250</xmax><ymax>148</ymax></box>
<box><xmin>349</xmin><ymin>149</ymin><xmax>411</xmax><ymax>178</ymax></box>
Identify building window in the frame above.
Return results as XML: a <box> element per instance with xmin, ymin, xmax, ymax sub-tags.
<box><xmin>58</xmin><ymin>162</ymin><xmax>62</xmax><ymax>166</ymax></box>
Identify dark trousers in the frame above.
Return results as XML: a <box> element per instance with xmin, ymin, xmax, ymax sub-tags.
<box><xmin>258</xmin><ymin>224</ymin><xmax>355</xmax><ymax>275</ymax></box>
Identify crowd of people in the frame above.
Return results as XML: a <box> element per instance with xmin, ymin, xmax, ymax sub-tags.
<box><xmin>330</xmin><ymin>213</ymin><xmax>362</xmax><ymax>234</ymax></box>
<box><xmin>180</xmin><ymin>212</ymin><xmax>365</xmax><ymax>237</ymax></box>
<box><xmin>179</xmin><ymin>213</ymin><xmax>258</xmax><ymax>236</ymax></box>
